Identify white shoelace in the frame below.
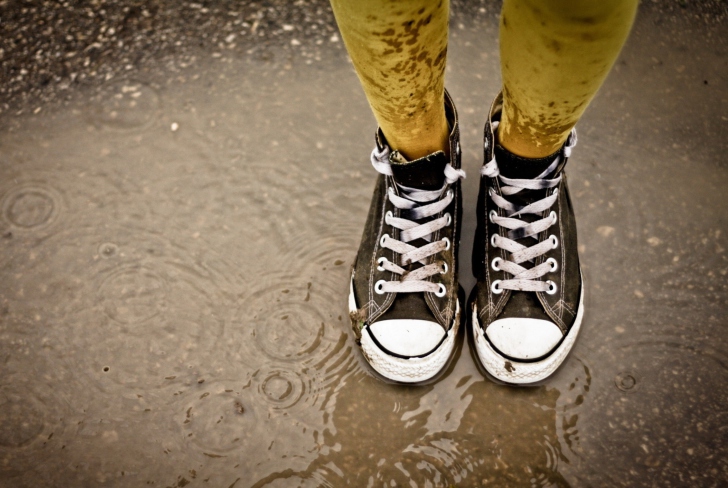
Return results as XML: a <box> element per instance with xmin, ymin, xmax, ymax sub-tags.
<box><xmin>481</xmin><ymin>124</ymin><xmax>577</xmax><ymax>295</ymax></box>
<box><xmin>370</xmin><ymin>145</ymin><xmax>466</xmax><ymax>297</ymax></box>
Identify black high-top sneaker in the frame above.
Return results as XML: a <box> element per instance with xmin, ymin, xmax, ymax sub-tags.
<box><xmin>469</xmin><ymin>92</ymin><xmax>583</xmax><ymax>384</ymax></box>
<box><xmin>349</xmin><ymin>91</ymin><xmax>466</xmax><ymax>383</ymax></box>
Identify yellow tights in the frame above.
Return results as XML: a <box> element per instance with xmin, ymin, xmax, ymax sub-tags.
<box><xmin>330</xmin><ymin>0</ymin><xmax>638</xmax><ymax>159</ymax></box>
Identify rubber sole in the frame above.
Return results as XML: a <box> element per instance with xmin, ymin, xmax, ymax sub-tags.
<box><xmin>470</xmin><ymin>281</ymin><xmax>584</xmax><ymax>384</ymax></box>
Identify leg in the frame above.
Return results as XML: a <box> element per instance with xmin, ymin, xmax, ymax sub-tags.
<box><xmin>329</xmin><ymin>0</ymin><xmax>449</xmax><ymax>160</ymax></box>
<box><xmin>498</xmin><ymin>0</ymin><xmax>638</xmax><ymax>157</ymax></box>
<box><xmin>470</xmin><ymin>0</ymin><xmax>638</xmax><ymax>383</ymax></box>
<box><xmin>335</xmin><ymin>0</ymin><xmax>466</xmax><ymax>383</ymax></box>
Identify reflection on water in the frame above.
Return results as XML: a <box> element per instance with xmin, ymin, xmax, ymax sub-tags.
<box><xmin>270</xmin><ymin>351</ymin><xmax>577</xmax><ymax>487</ymax></box>
<box><xmin>1</xmin><ymin>11</ymin><xmax>727</xmax><ymax>488</ymax></box>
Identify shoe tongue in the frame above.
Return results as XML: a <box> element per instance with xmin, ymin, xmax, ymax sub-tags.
<box><xmin>494</xmin><ymin>144</ymin><xmax>559</xmax><ymax>180</ymax></box>
<box><xmin>390</xmin><ymin>151</ymin><xmax>447</xmax><ymax>190</ymax></box>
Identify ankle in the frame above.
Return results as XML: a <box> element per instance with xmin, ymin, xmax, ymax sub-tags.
<box><xmin>382</xmin><ymin>114</ymin><xmax>450</xmax><ymax>161</ymax></box>
<box><xmin>497</xmin><ymin>115</ymin><xmax>570</xmax><ymax>158</ymax></box>
<box><xmin>497</xmin><ymin>131</ymin><xmax>566</xmax><ymax>159</ymax></box>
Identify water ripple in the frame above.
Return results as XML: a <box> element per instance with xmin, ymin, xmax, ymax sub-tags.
<box><xmin>255</xmin><ymin>366</ymin><xmax>308</xmax><ymax>411</ymax></box>
<box><xmin>180</xmin><ymin>380</ymin><xmax>260</xmax><ymax>456</ymax></box>
<box><xmin>0</xmin><ymin>388</ymin><xmax>45</xmax><ymax>448</ymax></box>
<box><xmin>229</xmin><ymin>262</ymin><xmax>349</xmax><ymax>370</ymax></box>
<box><xmin>98</xmin><ymin>266</ymin><xmax>167</xmax><ymax>325</ymax></box>
<box><xmin>3</xmin><ymin>224</ymin><xmax>245</xmax><ymax>394</ymax></box>
<box><xmin>284</xmin><ymin>225</ymin><xmax>360</xmax><ymax>273</ymax></box>
<box><xmin>0</xmin><ymin>183</ymin><xmax>62</xmax><ymax>230</ymax></box>
<box><xmin>0</xmin><ymin>381</ymin><xmax>67</xmax><ymax>480</ymax></box>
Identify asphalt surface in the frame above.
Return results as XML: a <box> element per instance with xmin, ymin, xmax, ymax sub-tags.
<box><xmin>1</xmin><ymin>0</ymin><xmax>725</xmax><ymax>115</ymax></box>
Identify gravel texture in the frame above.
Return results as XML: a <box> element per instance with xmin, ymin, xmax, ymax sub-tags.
<box><xmin>1</xmin><ymin>0</ymin><xmax>726</xmax><ymax>115</ymax></box>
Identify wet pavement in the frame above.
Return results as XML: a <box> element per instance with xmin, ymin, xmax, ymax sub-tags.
<box><xmin>1</xmin><ymin>1</ymin><xmax>727</xmax><ymax>487</ymax></box>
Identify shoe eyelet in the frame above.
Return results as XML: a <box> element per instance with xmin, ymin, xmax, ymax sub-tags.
<box><xmin>488</xmin><ymin>188</ymin><xmax>495</xmax><ymax>197</ymax></box>
<box><xmin>374</xmin><ymin>280</ymin><xmax>387</xmax><ymax>295</ymax></box>
<box><xmin>489</xmin><ymin>210</ymin><xmax>498</xmax><ymax>223</ymax></box>
<box><xmin>491</xmin><ymin>280</ymin><xmax>503</xmax><ymax>295</ymax></box>
<box><xmin>549</xmin><ymin>235</ymin><xmax>559</xmax><ymax>249</ymax></box>
<box><xmin>546</xmin><ymin>257</ymin><xmax>558</xmax><ymax>272</ymax></box>
<box><xmin>456</xmin><ymin>142</ymin><xmax>461</xmax><ymax>156</ymax></box>
<box><xmin>491</xmin><ymin>257</ymin><xmax>502</xmax><ymax>272</ymax></box>
<box><xmin>442</xmin><ymin>237</ymin><xmax>451</xmax><ymax>251</ymax></box>
<box><xmin>491</xmin><ymin>233</ymin><xmax>500</xmax><ymax>248</ymax></box>
<box><xmin>444</xmin><ymin>212</ymin><xmax>452</xmax><ymax>226</ymax></box>
<box><xmin>446</xmin><ymin>189</ymin><xmax>454</xmax><ymax>199</ymax></box>
<box><xmin>380</xmin><ymin>234</ymin><xmax>389</xmax><ymax>247</ymax></box>
<box><xmin>546</xmin><ymin>280</ymin><xmax>558</xmax><ymax>295</ymax></box>
<box><xmin>550</xmin><ymin>211</ymin><xmax>557</xmax><ymax>224</ymax></box>
<box><xmin>435</xmin><ymin>283</ymin><xmax>447</xmax><ymax>297</ymax></box>
<box><xmin>385</xmin><ymin>210</ymin><xmax>393</xmax><ymax>224</ymax></box>
<box><xmin>376</xmin><ymin>257</ymin><xmax>387</xmax><ymax>272</ymax></box>
<box><xmin>440</xmin><ymin>262</ymin><xmax>448</xmax><ymax>274</ymax></box>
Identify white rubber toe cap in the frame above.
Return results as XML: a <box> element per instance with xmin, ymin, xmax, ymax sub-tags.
<box><xmin>486</xmin><ymin>317</ymin><xmax>563</xmax><ymax>360</ymax></box>
<box><xmin>368</xmin><ymin>319</ymin><xmax>446</xmax><ymax>357</ymax></box>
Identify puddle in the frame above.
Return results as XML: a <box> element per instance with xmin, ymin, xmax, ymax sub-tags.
<box><xmin>0</xmin><ymin>5</ymin><xmax>726</xmax><ymax>488</ymax></box>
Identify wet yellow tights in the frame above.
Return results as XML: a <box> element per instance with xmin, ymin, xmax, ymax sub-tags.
<box><xmin>330</xmin><ymin>0</ymin><xmax>638</xmax><ymax>159</ymax></box>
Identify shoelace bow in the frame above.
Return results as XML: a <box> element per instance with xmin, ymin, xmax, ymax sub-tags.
<box><xmin>481</xmin><ymin>123</ymin><xmax>577</xmax><ymax>295</ymax></box>
<box><xmin>370</xmin><ymin>145</ymin><xmax>466</xmax><ymax>296</ymax></box>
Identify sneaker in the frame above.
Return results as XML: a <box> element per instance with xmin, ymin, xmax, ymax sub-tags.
<box><xmin>348</xmin><ymin>91</ymin><xmax>466</xmax><ymax>383</ymax></box>
<box><xmin>469</xmin><ymin>92</ymin><xmax>584</xmax><ymax>384</ymax></box>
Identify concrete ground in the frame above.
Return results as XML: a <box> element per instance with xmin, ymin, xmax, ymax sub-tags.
<box><xmin>0</xmin><ymin>1</ymin><xmax>726</xmax><ymax>486</ymax></box>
